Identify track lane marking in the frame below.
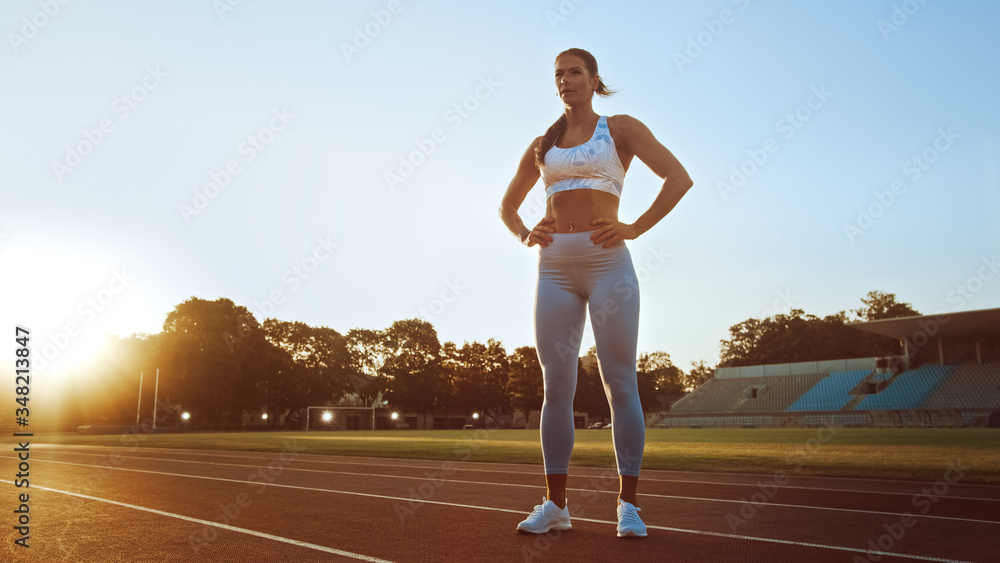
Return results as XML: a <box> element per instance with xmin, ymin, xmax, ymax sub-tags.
<box><xmin>0</xmin><ymin>480</ymin><xmax>394</xmax><ymax>562</ymax></box>
<box><xmin>37</xmin><ymin>443</ymin><xmax>996</xmax><ymax>488</ymax></box>
<box><xmin>13</xmin><ymin>455</ymin><xmax>1000</xmax><ymax>526</ymax></box>
<box><xmin>3</xmin><ymin>460</ymin><xmax>973</xmax><ymax>562</ymax></box>
<box><xmin>22</xmin><ymin>449</ymin><xmax>1000</xmax><ymax>504</ymax></box>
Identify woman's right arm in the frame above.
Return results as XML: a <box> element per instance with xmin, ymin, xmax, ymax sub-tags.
<box><xmin>498</xmin><ymin>136</ymin><xmax>553</xmax><ymax>247</ymax></box>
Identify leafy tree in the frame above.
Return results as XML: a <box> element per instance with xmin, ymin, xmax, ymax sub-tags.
<box><xmin>345</xmin><ymin>328</ymin><xmax>390</xmax><ymax>407</ymax></box>
<box><xmin>439</xmin><ymin>341</ymin><xmax>461</xmax><ymax>413</ymax></box>
<box><xmin>157</xmin><ymin>297</ymin><xmax>279</xmax><ymax>426</ymax></box>
<box><xmin>637</xmin><ymin>351</ymin><xmax>685</xmax><ymax>395</ymax></box>
<box><xmin>850</xmin><ymin>291</ymin><xmax>921</xmax><ymax>358</ymax></box>
<box><xmin>853</xmin><ymin>290</ymin><xmax>920</xmax><ymax>321</ymax></box>
<box><xmin>382</xmin><ymin>318</ymin><xmax>444</xmax><ymax>414</ymax></box>
<box><xmin>482</xmin><ymin>339</ymin><xmax>512</xmax><ymax>416</ymax></box>
<box><xmin>719</xmin><ymin>292</ymin><xmax>920</xmax><ymax>367</ymax></box>
<box><xmin>575</xmin><ymin>347</ymin><xmax>610</xmax><ymax>420</ymax></box>
<box><xmin>446</xmin><ymin>339</ymin><xmax>511</xmax><ymax>419</ymax></box>
<box><xmin>685</xmin><ymin>360</ymin><xmax>715</xmax><ymax>391</ymax></box>
<box><xmin>507</xmin><ymin>346</ymin><xmax>543</xmax><ymax>414</ymax></box>
<box><xmin>263</xmin><ymin>319</ymin><xmax>352</xmax><ymax>423</ymax></box>
<box><xmin>720</xmin><ymin>309</ymin><xmax>856</xmax><ymax>366</ymax></box>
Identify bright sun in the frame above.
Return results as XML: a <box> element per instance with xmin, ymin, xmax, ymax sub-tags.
<box><xmin>2</xmin><ymin>243</ymin><xmax>157</xmax><ymax>383</ymax></box>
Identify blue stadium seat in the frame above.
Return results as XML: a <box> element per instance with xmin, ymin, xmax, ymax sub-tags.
<box><xmin>786</xmin><ymin>370</ymin><xmax>870</xmax><ymax>412</ymax></box>
<box><xmin>854</xmin><ymin>365</ymin><xmax>954</xmax><ymax>410</ymax></box>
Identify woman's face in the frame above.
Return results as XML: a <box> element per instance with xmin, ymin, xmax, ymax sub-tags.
<box><xmin>554</xmin><ymin>55</ymin><xmax>598</xmax><ymax>105</ymax></box>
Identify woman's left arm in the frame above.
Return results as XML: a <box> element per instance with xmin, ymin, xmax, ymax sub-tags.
<box><xmin>591</xmin><ymin>115</ymin><xmax>694</xmax><ymax>246</ymax></box>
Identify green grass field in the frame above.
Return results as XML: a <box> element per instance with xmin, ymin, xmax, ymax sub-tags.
<box><xmin>24</xmin><ymin>427</ymin><xmax>1000</xmax><ymax>484</ymax></box>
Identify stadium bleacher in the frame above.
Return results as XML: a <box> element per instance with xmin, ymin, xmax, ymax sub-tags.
<box><xmin>920</xmin><ymin>362</ymin><xmax>1000</xmax><ymax>410</ymax></box>
<box><xmin>657</xmin><ymin>308</ymin><xmax>1000</xmax><ymax>428</ymax></box>
<box><xmin>733</xmin><ymin>373</ymin><xmax>827</xmax><ymax>413</ymax></box>
<box><xmin>786</xmin><ymin>370</ymin><xmax>871</xmax><ymax>412</ymax></box>
<box><xmin>658</xmin><ymin>361</ymin><xmax>1000</xmax><ymax>429</ymax></box>
<box><xmin>854</xmin><ymin>364</ymin><xmax>954</xmax><ymax>410</ymax></box>
<box><xmin>669</xmin><ymin>373</ymin><xmax>825</xmax><ymax>415</ymax></box>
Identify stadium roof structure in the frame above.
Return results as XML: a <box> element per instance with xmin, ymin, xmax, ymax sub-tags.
<box><xmin>848</xmin><ymin>307</ymin><xmax>1000</xmax><ymax>339</ymax></box>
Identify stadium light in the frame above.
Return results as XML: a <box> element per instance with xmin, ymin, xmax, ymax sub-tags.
<box><xmin>322</xmin><ymin>411</ymin><xmax>333</xmax><ymax>422</ymax></box>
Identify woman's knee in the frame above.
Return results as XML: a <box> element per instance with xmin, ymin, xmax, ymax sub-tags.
<box><xmin>543</xmin><ymin>384</ymin><xmax>576</xmax><ymax>407</ymax></box>
<box><xmin>542</xmin><ymin>373</ymin><xmax>576</xmax><ymax>405</ymax></box>
<box><xmin>602</xmin><ymin>373</ymin><xmax>640</xmax><ymax>407</ymax></box>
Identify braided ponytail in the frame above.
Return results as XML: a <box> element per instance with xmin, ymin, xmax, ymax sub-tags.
<box><xmin>535</xmin><ymin>114</ymin><xmax>568</xmax><ymax>169</ymax></box>
<box><xmin>535</xmin><ymin>48</ymin><xmax>616</xmax><ymax>169</ymax></box>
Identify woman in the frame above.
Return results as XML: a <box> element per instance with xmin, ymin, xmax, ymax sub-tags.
<box><xmin>498</xmin><ymin>48</ymin><xmax>693</xmax><ymax>538</ymax></box>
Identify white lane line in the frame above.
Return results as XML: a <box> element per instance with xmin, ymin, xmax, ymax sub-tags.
<box><xmin>40</xmin><ymin>443</ymin><xmax>993</xmax><ymax>488</ymax></box>
<box><xmin>1</xmin><ymin>461</ymin><xmax>972</xmax><ymax>563</ymax></box>
<box><xmin>13</xmin><ymin>455</ymin><xmax>999</xmax><ymax>527</ymax></box>
<box><xmin>26</xmin><ymin>448</ymin><xmax>1000</xmax><ymax>504</ymax></box>
<box><xmin>66</xmin><ymin>445</ymin><xmax>1000</xmax><ymax>489</ymax></box>
<box><xmin>0</xmin><ymin>480</ymin><xmax>394</xmax><ymax>563</ymax></box>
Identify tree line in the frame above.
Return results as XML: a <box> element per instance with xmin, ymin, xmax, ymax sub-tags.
<box><xmin>45</xmin><ymin>290</ymin><xmax>916</xmax><ymax>428</ymax></box>
<box><xmin>51</xmin><ymin>297</ymin><xmax>698</xmax><ymax>428</ymax></box>
<box><xmin>717</xmin><ymin>290</ymin><xmax>919</xmax><ymax>367</ymax></box>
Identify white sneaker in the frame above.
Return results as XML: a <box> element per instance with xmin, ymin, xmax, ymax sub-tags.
<box><xmin>516</xmin><ymin>497</ymin><xmax>572</xmax><ymax>534</ymax></box>
<box><xmin>617</xmin><ymin>500</ymin><xmax>647</xmax><ymax>538</ymax></box>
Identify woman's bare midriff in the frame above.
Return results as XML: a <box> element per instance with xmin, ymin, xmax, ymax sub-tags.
<box><xmin>546</xmin><ymin>189</ymin><xmax>620</xmax><ymax>233</ymax></box>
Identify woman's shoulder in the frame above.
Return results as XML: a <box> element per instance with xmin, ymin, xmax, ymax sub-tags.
<box><xmin>606</xmin><ymin>114</ymin><xmax>650</xmax><ymax>150</ymax></box>
<box><xmin>606</xmin><ymin>114</ymin><xmax>645</xmax><ymax>134</ymax></box>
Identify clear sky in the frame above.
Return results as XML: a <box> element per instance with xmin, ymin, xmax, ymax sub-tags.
<box><xmin>2</xmin><ymin>0</ymin><xmax>999</xmax><ymax>382</ymax></box>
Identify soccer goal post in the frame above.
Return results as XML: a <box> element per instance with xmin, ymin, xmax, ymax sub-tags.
<box><xmin>305</xmin><ymin>406</ymin><xmax>376</xmax><ymax>431</ymax></box>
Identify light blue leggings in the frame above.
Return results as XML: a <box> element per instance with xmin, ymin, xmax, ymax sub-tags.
<box><xmin>534</xmin><ymin>231</ymin><xmax>644</xmax><ymax>477</ymax></box>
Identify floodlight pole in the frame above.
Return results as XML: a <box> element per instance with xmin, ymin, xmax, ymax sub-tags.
<box><xmin>152</xmin><ymin>369</ymin><xmax>160</xmax><ymax>430</ymax></box>
<box><xmin>136</xmin><ymin>371</ymin><xmax>144</xmax><ymax>426</ymax></box>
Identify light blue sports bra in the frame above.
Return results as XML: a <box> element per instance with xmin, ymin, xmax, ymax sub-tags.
<box><xmin>540</xmin><ymin>115</ymin><xmax>625</xmax><ymax>199</ymax></box>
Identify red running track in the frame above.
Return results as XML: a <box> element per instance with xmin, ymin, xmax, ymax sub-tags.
<box><xmin>1</xmin><ymin>443</ymin><xmax>997</xmax><ymax>562</ymax></box>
